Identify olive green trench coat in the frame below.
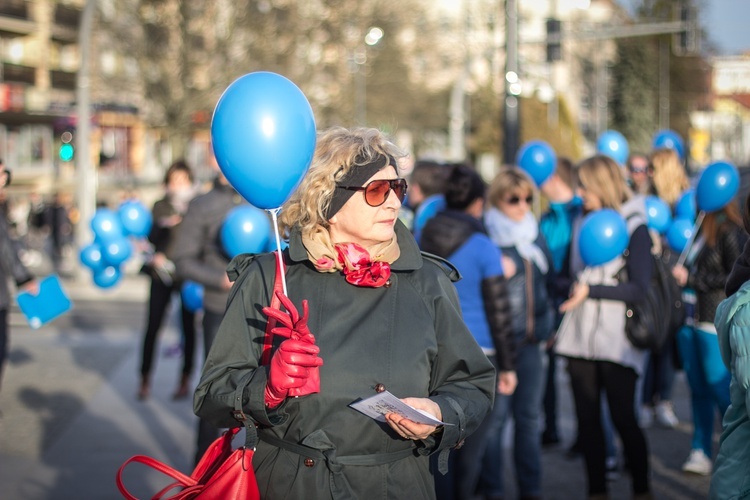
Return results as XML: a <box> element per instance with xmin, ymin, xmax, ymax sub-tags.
<box><xmin>194</xmin><ymin>221</ymin><xmax>495</xmax><ymax>499</ymax></box>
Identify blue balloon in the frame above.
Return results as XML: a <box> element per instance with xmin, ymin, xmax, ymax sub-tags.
<box><xmin>596</xmin><ymin>130</ymin><xmax>629</xmax><ymax>165</ymax></box>
<box><xmin>118</xmin><ymin>200</ymin><xmax>153</xmax><ymax>238</ymax></box>
<box><xmin>181</xmin><ymin>281</ymin><xmax>204</xmax><ymax>313</ymax></box>
<box><xmin>92</xmin><ymin>265</ymin><xmax>122</xmax><ymax>289</ymax></box>
<box><xmin>645</xmin><ymin>196</ymin><xmax>672</xmax><ymax>234</ymax></box>
<box><xmin>79</xmin><ymin>242</ymin><xmax>105</xmax><ymax>271</ymax></box>
<box><xmin>653</xmin><ymin>129</ymin><xmax>685</xmax><ymax>160</ymax></box>
<box><xmin>695</xmin><ymin>161</ymin><xmax>740</xmax><ymax>212</ymax></box>
<box><xmin>675</xmin><ymin>189</ymin><xmax>697</xmax><ymax>221</ymax></box>
<box><xmin>211</xmin><ymin>72</ymin><xmax>317</xmax><ymax>209</ymax></box>
<box><xmin>100</xmin><ymin>236</ymin><xmax>133</xmax><ymax>266</ymax></box>
<box><xmin>516</xmin><ymin>140</ymin><xmax>556</xmax><ymax>186</ymax></box>
<box><xmin>90</xmin><ymin>208</ymin><xmax>124</xmax><ymax>243</ymax></box>
<box><xmin>666</xmin><ymin>217</ymin><xmax>694</xmax><ymax>253</ymax></box>
<box><xmin>578</xmin><ymin>209</ymin><xmax>629</xmax><ymax>267</ymax></box>
<box><xmin>220</xmin><ymin>205</ymin><xmax>272</xmax><ymax>258</ymax></box>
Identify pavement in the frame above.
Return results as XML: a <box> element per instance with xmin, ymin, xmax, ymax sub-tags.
<box><xmin>0</xmin><ymin>256</ymin><xmax>714</xmax><ymax>499</ymax></box>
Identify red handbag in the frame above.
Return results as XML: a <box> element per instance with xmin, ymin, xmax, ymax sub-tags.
<box><xmin>116</xmin><ymin>422</ymin><xmax>260</xmax><ymax>500</ymax></box>
<box><xmin>116</xmin><ymin>252</ymin><xmax>287</xmax><ymax>499</ymax></box>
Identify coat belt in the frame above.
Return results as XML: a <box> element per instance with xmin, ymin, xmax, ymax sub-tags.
<box><xmin>258</xmin><ymin>430</ymin><xmax>416</xmax><ymax>499</ymax></box>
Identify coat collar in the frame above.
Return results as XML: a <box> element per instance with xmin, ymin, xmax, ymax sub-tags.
<box><xmin>287</xmin><ymin>219</ymin><xmax>423</xmax><ymax>272</ymax></box>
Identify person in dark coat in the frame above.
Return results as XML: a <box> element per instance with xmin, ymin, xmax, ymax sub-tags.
<box><xmin>420</xmin><ymin>164</ymin><xmax>515</xmax><ymax>499</ymax></box>
<box><xmin>0</xmin><ymin>160</ymin><xmax>36</xmax><ymax>394</ymax></box>
<box><xmin>138</xmin><ymin>160</ymin><xmax>197</xmax><ymax>401</ymax></box>
<box><xmin>172</xmin><ymin>159</ymin><xmax>246</xmax><ymax>464</ymax></box>
<box><xmin>193</xmin><ymin>127</ymin><xmax>495</xmax><ymax>499</ymax></box>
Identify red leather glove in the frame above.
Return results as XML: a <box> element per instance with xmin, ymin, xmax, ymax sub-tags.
<box><xmin>264</xmin><ymin>338</ymin><xmax>323</xmax><ymax>408</ymax></box>
<box><xmin>262</xmin><ymin>292</ymin><xmax>322</xmax><ymax>406</ymax></box>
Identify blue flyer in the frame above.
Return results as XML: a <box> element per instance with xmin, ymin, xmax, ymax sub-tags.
<box><xmin>16</xmin><ymin>275</ymin><xmax>72</xmax><ymax>329</ymax></box>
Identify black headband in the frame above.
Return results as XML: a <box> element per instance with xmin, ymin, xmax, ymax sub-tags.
<box><xmin>325</xmin><ymin>154</ymin><xmax>396</xmax><ymax>220</ymax></box>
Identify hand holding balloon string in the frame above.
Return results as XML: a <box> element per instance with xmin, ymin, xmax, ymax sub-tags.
<box><xmin>262</xmin><ymin>291</ymin><xmax>323</xmax><ymax>407</ymax></box>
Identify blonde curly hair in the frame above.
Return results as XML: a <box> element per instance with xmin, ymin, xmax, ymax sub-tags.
<box><xmin>279</xmin><ymin>126</ymin><xmax>405</xmax><ymax>235</ymax></box>
<box><xmin>650</xmin><ymin>148</ymin><xmax>689</xmax><ymax>207</ymax></box>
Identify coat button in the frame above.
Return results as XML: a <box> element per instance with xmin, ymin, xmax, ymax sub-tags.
<box><xmin>384</xmin><ymin>279</ymin><xmax>392</xmax><ymax>288</ymax></box>
<box><xmin>304</xmin><ymin>458</ymin><xmax>315</xmax><ymax>467</ymax></box>
<box><xmin>375</xmin><ymin>383</ymin><xmax>386</xmax><ymax>393</ymax></box>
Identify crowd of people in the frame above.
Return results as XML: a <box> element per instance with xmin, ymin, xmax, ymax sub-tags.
<box><xmin>3</xmin><ymin>126</ymin><xmax>748</xmax><ymax>499</ymax></box>
<box><xmin>404</xmin><ymin>144</ymin><xmax>749</xmax><ymax>499</ymax></box>
<box><xmin>176</xmin><ymin>132</ymin><xmax>749</xmax><ymax>498</ymax></box>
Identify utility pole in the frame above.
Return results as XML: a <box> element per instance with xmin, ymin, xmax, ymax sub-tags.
<box><xmin>502</xmin><ymin>0</ymin><xmax>520</xmax><ymax>165</ymax></box>
<box><xmin>75</xmin><ymin>0</ymin><xmax>95</xmax><ymax>275</ymax></box>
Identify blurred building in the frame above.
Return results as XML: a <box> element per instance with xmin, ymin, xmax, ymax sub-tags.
<box><xmin>690</xmin><ymin>54</ymin><xmax>750</xmax><ymax>167</ymax></box>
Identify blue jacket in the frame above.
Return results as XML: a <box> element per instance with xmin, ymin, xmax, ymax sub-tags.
<box><xmin>710</xmin><ymin>280</ymin><xmax>750</xmax><ymax>500</ymax></box>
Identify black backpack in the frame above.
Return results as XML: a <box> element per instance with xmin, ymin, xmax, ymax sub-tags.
<box><xmin>621</xmin><ymin>249</ymin><xmax>685</xmax><ymax>352</ymax></box>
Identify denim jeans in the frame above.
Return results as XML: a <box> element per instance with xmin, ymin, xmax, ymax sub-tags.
<box><xmin>641</xmin><ymin>337</ymin><xmax>677</xmax><ymax>405</ymax></box>
<box><xmin>434</xmin><ymin>356</ymin><xmax>505</xmax><ymax>500</ymax></box>
<box><xmin>676</xmin><ymin>325</ymin><xmax>731</xmax><ymax>457</ymax></box>
<box><xmin>479</xmin><ymin>342</ymin><xmax>546</xmax><ymax>498</ymax></box>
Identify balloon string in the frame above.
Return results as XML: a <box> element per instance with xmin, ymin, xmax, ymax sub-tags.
<box><xmin>676</xmin><ymin>211</ymin><xmax>705</xmax><ymax>268</ymax></box>
<box><xmin>268</xmin><ymin>208</ymin><xmax>288</xmax><ymax>296</ymax></box>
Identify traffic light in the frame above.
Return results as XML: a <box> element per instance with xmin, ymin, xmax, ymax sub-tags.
<box><xmin>546</xmin><ymin>18</ymin><xmax>562</xmax><ymax>62</ymax></box>
<box><xmin>59</xmin><ymin>130</ymin><xmax>74</xmax><ymax>162</ymax></box>
<box><xmin>674</xmin><ymin>1</ymin><xmax>699</xmax><ymax>54</ymax></box>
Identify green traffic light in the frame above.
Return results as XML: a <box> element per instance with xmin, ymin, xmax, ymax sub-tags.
<box><xmin>59</xmin><ymin>143</ymin><xmax>74</xmax><ymax>162</ymax></box>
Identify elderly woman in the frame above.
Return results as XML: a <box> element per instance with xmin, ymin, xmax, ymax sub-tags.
<box><xmin>193</xmin><ymin>126</ymin><xmax>495</xmax><ymax>499</ymax></box>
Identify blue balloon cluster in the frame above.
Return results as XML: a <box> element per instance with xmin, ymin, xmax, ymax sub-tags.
<box><xmin>597</xmin><ymin>130</ymin><xmax>629</xmax><ymax>165</ymax></box>
<box><xmin>79</xmin><ymin>201</ymin><xmax>152</xmax><ymax>289</ymax></box>
<box><xmin>516</xmin><ymin>140</ymin><xmax>556</xmax><ymax>187</ymax></box>
<box><xmin>220</xmin><ymin>205</ymin><xmax>272</xmax><ymax>258</ymax></box>
<box><xmin>211</xmin><ymin>72</ymin><xmax>317</xmax><ymax>210</ymax></box>
<box><xmin>578</xmin><ymin>209</ymin><xmax>629</xmax><ymax>267</ymax></box>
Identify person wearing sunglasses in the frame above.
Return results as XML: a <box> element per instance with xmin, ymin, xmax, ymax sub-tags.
<box><xmin>626</xmin><ymin>153</ymin><xmax>651</xmax><ymax>195</ymax></box>
<box><xmin>477</xmin><ymin>167</ymin><xmax>553</xmax><ymax>500</ymax></box>
<box><xmin>194</xmin><ymin>127</ymin><xmax>495</xmax><ymax>500</ymax></box>
<box><xmin>0</xmin><ymin>159</ymin><xmax>36</xmax><ymax>397</ymax></box>
<box><xmin>419</xmin><ymin>164</ymin><xmax>516</xmax><ymax>500</ymax></box>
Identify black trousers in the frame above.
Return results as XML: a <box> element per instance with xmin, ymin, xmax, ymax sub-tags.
<box><xmin>566</xmin><ymin>358</ymin><xmax>650</xmax><ymax>496</ymax></box>
<box><xmin>140</xmin><ymin>277</ymin><xmax>197</xmax><ymax>378</ymax></box>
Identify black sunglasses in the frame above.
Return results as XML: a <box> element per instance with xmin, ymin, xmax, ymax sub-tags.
<box><xmin>505</xmin><ymin>194</ymin><xmax>533</xmax><ymax>205</ymax></box>
<box><xmin>337</xmin><ymin>178</ymin><xmax>408</xmax><ymax>207</ymax></box>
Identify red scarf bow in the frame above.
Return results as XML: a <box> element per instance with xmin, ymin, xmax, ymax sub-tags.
<box><xmin>334</xmin><ymin>243</ymin><xmax>391</xmax><ymax>287</ymax></box>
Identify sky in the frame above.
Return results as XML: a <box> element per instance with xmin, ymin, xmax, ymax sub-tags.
<box><xmin>704</xmin><ymin>0</ymin><xmax>750</xmax><ymax>56</ymax></box>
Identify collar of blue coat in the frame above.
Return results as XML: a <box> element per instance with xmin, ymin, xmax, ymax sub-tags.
<box><xmin>287</xmin><ymin>219</ymin><xmax>424</xmax><ymax>271</ymax></box>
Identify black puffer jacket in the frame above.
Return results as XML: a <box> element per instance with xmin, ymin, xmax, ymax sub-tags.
<box><xmin>689</xmin><ymin>220</ymin><xmax>747</xmax><ymax>323</ymax></box>
<box><xmin>420</xmin><ymin>210</ymin><xmax>515</xmax><ymax>370</ymax></box>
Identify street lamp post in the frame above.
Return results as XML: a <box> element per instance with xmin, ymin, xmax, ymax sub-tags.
<box><xmin>75</xmin><ymin>0</ymin><xmax>96</xmax><ymax>279</ymax></box>
<box><xmin>355</xmin><ymin>26</ymin><xmax>383</xmax><ymax>126</ymax></box>
<box><xmin>503</xmin><ymin>0</ymin><xmax>521</xmax><ymax>164</ymax></box>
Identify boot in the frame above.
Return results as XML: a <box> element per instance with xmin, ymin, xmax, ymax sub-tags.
<box><xmin>172</xmin><ymin>374</ymin><xmax>190</xmax><ymax>400</ymax></box>
<box><xmin>137</xmin><ymin>376</ymin><xmax>150</xmax><ymax>401</ymax></box>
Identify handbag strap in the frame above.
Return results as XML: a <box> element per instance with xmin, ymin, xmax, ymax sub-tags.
<box><xmin>116</xmin><ymin>455</ymin><xmax>197</xmax><ymax>500</ymax></box>
<box><xmin>261</xmin><ymin>251</ymin><xmax>286</xmax><ymax>366</ymax></box>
